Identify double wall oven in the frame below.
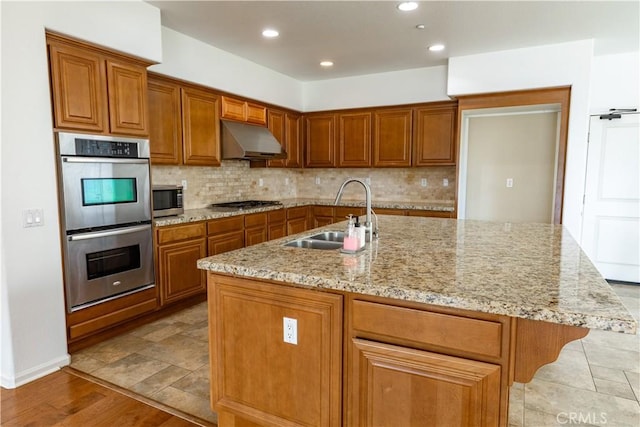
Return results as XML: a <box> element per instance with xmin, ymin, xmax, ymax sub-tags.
<box><xmin>56</xmin><ymin>132</ymin><xmax>155</xmax><ymax>312</ymax></box>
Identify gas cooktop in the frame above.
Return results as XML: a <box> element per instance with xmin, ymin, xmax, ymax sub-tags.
<box><xmin>209</xmin><ymin>200</ymin><xmax>282</xmax><ymax>211</ymax></box>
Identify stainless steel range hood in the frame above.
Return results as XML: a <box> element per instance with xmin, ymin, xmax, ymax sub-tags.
<box><xmin>221</xmin><ymin>120</ymin><xmax>286</xmax><ymax>160</ymax></box>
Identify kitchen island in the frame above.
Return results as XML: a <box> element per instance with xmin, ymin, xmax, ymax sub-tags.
<box><xmin>197</xmin><ymin>216</ymin><xmax>636</xmax><ymax>427</ymax></box>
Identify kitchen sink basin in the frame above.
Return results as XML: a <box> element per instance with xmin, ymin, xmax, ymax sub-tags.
<box><xmin>284</xmin><ymin>239</ymin><xmax>343</xmax><ymax>250</ymax></box>
<box><xmin>308</xmin><ymin>231</ymin><xmax>345</xmax><ymax>242</ymax></box>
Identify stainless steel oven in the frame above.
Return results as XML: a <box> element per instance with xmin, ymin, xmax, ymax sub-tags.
<box><xmin>56</xmin><ymin>132</ymin><xmax>155</xmax><ymax>312</ymax></box>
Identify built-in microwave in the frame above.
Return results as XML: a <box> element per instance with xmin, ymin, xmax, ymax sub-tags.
<box><xmin>152</xmin><ymin>185</ymin><xmax>184</xmax><ymax>218</ymax></box>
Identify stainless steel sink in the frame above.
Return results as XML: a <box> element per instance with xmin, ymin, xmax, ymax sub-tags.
<box><xmin>284</xmin><ymin>239</ymin><xmax>343</xmax><ymax>250</ymax></box>
<box><xmin>308</xmin><ymin>231</ymin><xmax>345</xmax><ymax>242</ymax></box>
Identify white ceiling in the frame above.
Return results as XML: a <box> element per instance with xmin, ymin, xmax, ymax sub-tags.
<box><xmin>146</xmin><ymin>1</ymin><xmax>639</xmax><ymax>81</ymax></box>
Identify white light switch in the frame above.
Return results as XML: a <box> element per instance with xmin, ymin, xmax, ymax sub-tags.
<box><xmin>23</xmin><ymin>209</ymin><xmax>44</xmax><ymax>228</ymax></box>
<box><xmin>506</xmin><ymin>178</ymin><xmax>514</xmax><ymax>188</ymax></box>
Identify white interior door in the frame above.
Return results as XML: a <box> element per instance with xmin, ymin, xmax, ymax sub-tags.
<box><xmin>581</xmin><ymin>113</ymin><xmax>640</xmax><ymax>282</ymax></box>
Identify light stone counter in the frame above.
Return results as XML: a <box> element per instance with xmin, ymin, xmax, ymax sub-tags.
<box><xmin>197</xmin><ymin>215</ymin><xmax>637</xmax><ymax>334</ymax></box>
<box><xmin>153</xmin><ymin>198</ymin><xmax>455</xmax><ymax>227</ymax></box>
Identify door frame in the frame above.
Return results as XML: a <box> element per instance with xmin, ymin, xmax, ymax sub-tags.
<box><xmin>454</xmin><ymin>87</ymin><xmax>571</xmax><ymax>224</ymax></box>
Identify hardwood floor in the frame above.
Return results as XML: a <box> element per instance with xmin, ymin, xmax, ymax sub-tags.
<box><xmin>1</xmin><ymin>368</ymin><xmax>211</xmax><ymax>426</ymax></box>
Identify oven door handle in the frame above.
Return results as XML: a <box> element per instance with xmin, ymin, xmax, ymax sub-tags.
<box><xmin>62</xmin><ymin>157</ymin><xmax>149</xmax><ymax>165</ymax></box>
<box><xmin>68</xmin><ymin>224</ymin><xmax>151</xmax><ymax>241</ymax></box>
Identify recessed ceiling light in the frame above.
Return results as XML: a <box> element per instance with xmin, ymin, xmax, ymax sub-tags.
<box><xmin>320</xmin><ymin>61</ymin><xmax>334</xmax><ymax>67</ymax></box>
<box><xmin>428</xmin><ymin>44</ymin><xmax>445</xmax><ymax>52</ymax></box>
<box><xmin>262</xmin><ymin>29</ymin><xmax>279</xmax><ymax>38</ymax></box>
<box><xmin>397</xmin><ymin>2</ymin><xmax>418</xmax><ymax>12</ymax></box>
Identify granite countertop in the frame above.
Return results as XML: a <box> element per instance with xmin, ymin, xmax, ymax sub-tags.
<box><xmin>153</xmin><ymin>198</ymin><xmax>455</xmax><ymax>227</ymax></box>
<box><xmin>197</xmin><ymin>215</ymin><xmax>637</xmax><ymax>334</ymax></box>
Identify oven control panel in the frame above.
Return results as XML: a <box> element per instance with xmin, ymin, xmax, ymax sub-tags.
<box><xmin>74</xmin><ymin>139</ymin><xmax>139</xmax><ymax>158</ymax></box>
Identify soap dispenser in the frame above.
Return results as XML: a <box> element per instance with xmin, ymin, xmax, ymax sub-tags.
<box><xmin>343</xmin><ymin>215</ymin><xmax>359</xmax><ymax>251</ymax></box>
<box><xmin>354</xmin><ymin>216</ymin><xmax>366</xmax><ymax>249</ymax></box>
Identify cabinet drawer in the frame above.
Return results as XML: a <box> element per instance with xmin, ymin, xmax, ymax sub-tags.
<box><xmin>267</xmin><ymin>208</ymin><xmax>285</xmax><ymax>223</ymax></box>
<box><xmin>245</xmin><ymin>212</ymin><xmax>267</xmax><ymax>228</ymax></box>
<box><xmin>352</xmin><ymin>300</ymin><xmax>502</xmax><ymax>359</ymax></box>
<box><xmin>208</xmin><ymin>216</ymin><xmax>244</xmax><ymax>235</ymax></box>
<box><xmin>286</xmin><ymin>206</ymin><xmax>308</xmax><ymax>220</ymax></box>
<box><xmin>69</xmin><ymin>298</ymin><xmax>157</xmax><ymax>339</ymax></box>
<box><xmin>314</xmin><ymin>205</ymin><xmax>334</xmax><ymax>217</ymax></box>
<box><xmin>157</xmin><ymin>222</ymin><xmax>206</xmax><ymax>244</ymax></box>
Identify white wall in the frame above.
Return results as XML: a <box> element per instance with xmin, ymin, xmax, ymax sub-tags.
<box><xmin>302</xmin><ymin>65</ymin><xmax>450</xmax><ymax>111</ymax></box>
<box><xmin>590</xmin><ymin>52</ymin><xmax>640</xmax><ymax>114</ymax></box>
<box><xmin>150</xmin><ymin>27</ymin><xmax>303</xmax><ymax>111</ymax></box>
<box><xmin>0</xmin><ymin>0</ymin><xmax>162</xmax><ymax>388</ymax></box>
<box><xmin>447</xmin><ymin>40</ymin><xmax>595</xmax><ymax>242</ymax></box>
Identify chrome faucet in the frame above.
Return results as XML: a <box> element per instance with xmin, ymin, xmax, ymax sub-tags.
<box><xmin>334</xmin><ymin>178</ymin><xmax>378</xmax><ymax>241</ymax></box>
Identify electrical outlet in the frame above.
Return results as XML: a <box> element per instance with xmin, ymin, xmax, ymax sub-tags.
<box><xmin>181</xmin><ymin>179</ymin><xmax>188</xmax><ymax>190</ymax></box>
<box><xmin>258</xmin><ymin>178</ymin><xmax>264</xmax><ymax>187</ymax></box>
<box><xmin>285</xmin><ymin>177</ymin><xmax>290</xmax><ymax>186</ymax></box>
<box><xmin>365</xmin><ymin>177</ymin><xmax>371</xmax><ymax>185</ymax></box>
<box><xmin>23</xmin><ymin>209</ymin><xmax>44</xmax><ymax>228</ymax></box>
<box><xmin>443</xmin><ymin>178</ymin><xmax>449</xmax><ymax>187</ymax></box>
<box><xmin>315</xmin><ymin>176</ymin><xmax>321</xmax><ymax>185</ymax></box>
<box><xmin>283</xmin><ymin>317</ymin><xmax>298</xmax><ymax>345</ymax></box>
<box><xmin>506</xmin><ymin>178</ymin><xmax>514</xmax><ymax>188</ymax></box>
<box><xmin>420</xmin><ymin>178</ymin><xmax>427</xmax><ymax>187</ymax></box>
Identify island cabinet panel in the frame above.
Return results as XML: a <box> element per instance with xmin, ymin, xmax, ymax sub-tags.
<box><xmin>148</xmin><ymin>76</ymin><xmax>182</xmax><ymax>165</ymax></box>
<box><xmin>267</xmin><ymin>209</ymin><xmax>287</xmax><ymax>240</ymax></box>
<box><xmin>208</xmin><ymin>216</ymin><xmax>245</xmax><ymax>255</ymax></box>
<box><xmin>373</xmin><ymin>108</ymin><xmax>412</xmax><ymax>167</ymax></box>
<box><xmin>337</xmin><ymin>112</ymin><xmax>372</xmax><ymax>167</ymax></box>
<box><xmin>156</xmin><ymin>223</ymin><xmax>207</xmax><ymax>306</ymax></box>
<box><xmin>244</xmin><ymin>212</ymin><xmax>268</xmax><ymax>247</ymax></box>
<box><xmin>305</xmin><ymin>114</ymin><xmax>337</xmax><ymax>167</ymax></box>
<box><xmin>208</xmin><ymin>275</ymin><xmax>343</xmax><ymax>427</ymax></box>
<box><xmin>286</xmin><ymin>206</ymin><xmax>310</xmax><ymax>235</ymax></box>
<box><xmin>350</xmin><ymin>339</ymin><xmax>501</xmax><ymax>427</ymax></box>
<box><xmin>413</xmin><ymin>103</ymin><xmax>457</xmax><ymax>166</ymax></box>
<box><xmin>181</xmin><ymin>87</ymin><xmax>221</xmax><ymax>166</ymax></box>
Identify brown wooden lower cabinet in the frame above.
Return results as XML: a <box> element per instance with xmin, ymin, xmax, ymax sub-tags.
<box><xmin>267</xmin><ymin>209</ymin><xmax>287</xmax><ymax>240</ymax></box>
<box><xmin>286</xmin><ymin>206</ymin><xmax>310</xmax><ymax>235</ymax></box>
<box><xmin>244</xmin><ymin>212</ymin><xmax>268</xmax><ymax>246</ymax></box>
<box><xmin>157</xmin><ymin>237</ymin><xmax>206</xmax><ymax>306</ymax></box>
<box><xmin>350</xmin><ymin>338</ymin><xmax>501</xmax><ymax>427</ymax></box>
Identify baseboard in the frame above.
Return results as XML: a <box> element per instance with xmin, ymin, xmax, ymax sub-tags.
<box><xmin>1</xmin><ymin>353</ymin><xmax>70</xmax><ymax>389</ymax></box>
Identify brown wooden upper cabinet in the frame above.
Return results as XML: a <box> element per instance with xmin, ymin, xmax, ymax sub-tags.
<box><xmin>305</xmin><ymin>113</ymin><xmax>337</xmax><ymax>167</ymax></box>
<box><xmin>47</xmin><ymin>34</ymin><xmax>149</xmax><ymax>136</ymax></box>
<box><xmin>148</xmin><ymin>75</ymin><xmax>221</xmax><ymax>166</ymax></box>
<box><xmin>338</xmin><ymin>112</ymin><xmax>372</xmax><ymax>167</ymax></box>
<box><xmin>373</xmin><ymin>108</ymin><xmax>413</xmax><ymax>167</ymax></box>
<box><xmin>220</xmin><ymin>96</ymin><xmax>267</xmax><ymax>126</ymax></box>
<box><xmin>413</xmin><ymin>102</ymin><xmax>457</xmax><ymax>166</ymax></box>
<box><xmin>267</xmin><ymin>109</ymin><xmax>303</xmax><ymax>168</ymax></box>
<box><xmin>182</xmin><ymin>87</ymin><xmax>221</xmax><ymax>166</ymax></box>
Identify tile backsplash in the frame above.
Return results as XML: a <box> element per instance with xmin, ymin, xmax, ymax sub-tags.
<box><xmin>151</xmin><ymin>162</ymin><xmax>456</xmax><ymax>209</ymax></box>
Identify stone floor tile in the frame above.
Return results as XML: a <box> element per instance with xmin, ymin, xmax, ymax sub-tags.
<box><xmin>509</xmin><ymin>382</ymin><xmax>524</xmax><ymax>426</ymax></box>
<box><xmin>69</xmin><ymin>353</ymin><xmax>106</xmax><ymax>374</ymax></box>
<box><xmin>74</xmin><ymin>333</ymin><xmax>150</xmax><ymax>364</ymax></box>
<box><xmin>171</xmin><ymin>369</ymin><xmax>210</xmax><ymax>400</ymax></box>
<box><xmin>531</xmin><ymin>348</ymin><xmax>595</xmax><ymax>391</ymax></box>
<box><xmin>524</xmin><ymin>407</ymin><xmax>598</xmax><ymax>426</ymax></box>
<box><xmin>583</xmin><ymin>344</ymin><xmax>640</xmax><ymax>373</ymax></box>
<box><xmin>594</xmin><ymin>377</ymin><xmax>637</xmax><ymax>400</ymax></box>
<box><xmin>625</xmin><ymin>371</ymin><xmax>640</xmax><ymax>401</ymax></box>
<box><xmin>91</xmin><ymin>353</ymin><xmax>170</xmax><ymax>389</ymax></box>
<box><xmin>590</xmin><ymin>365</ymin><xmax>631</xmax><ymax>383</ymax></box>
<box><xmin>180</xmin><ymin>320</ymin><xmax>209</xmax><ymax>342</ymax></box>
<box><xmin>564</xmin><ymin>339</ymin><xmax>584</xmax><ymax>352</ymax></box>
<box><xmin>129</xmin><ymin>364</ymin><xmax>191</xmax><ymax>397</ymax></box>
<box><xmin>164</xmin><ymin>302</ymin><xmax>208</xmax><ymax>325</ymax></box>
<box><xmin>136</xmin><ymin>334</ymin><xmax>209</xmax><ymax>371</ymax></box>
<box><xmin>581</xmin><ymin>329</ymin><xmax>640</xmax><ymax>353</ymax></box>
<box><xmin>610</xmin><ymin>283</ymin><xmax>640</xmax><ymax>299</ymax></box>
<box><xmin>152</xmin><ymin>385</ymin><xmax>217</xmax><ymax>424</ymax></box>
<box><xmin>525</xmin><ymin>378</ymin><xmax>640</xmax><ymax>427</ymax></box>
<box><xmin>141</xmin><ymin>322</ymin><xmax>191</xmax><ymax>342</ymax></box>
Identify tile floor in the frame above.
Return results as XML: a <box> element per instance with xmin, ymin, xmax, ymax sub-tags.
<box><xmin>70</xmin><ymin>283</ymin><xmax>640</xmax><ymax>427</ymax></box>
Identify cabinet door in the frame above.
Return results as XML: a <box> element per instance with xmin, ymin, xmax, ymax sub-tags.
<box><xmin>48</xmin><ymin>43</ymin><xmax>108</xmax><ymax>133</ymax></box>
<box><xmin>106</xmin><ymin>60</ymin><xmax>148</xmax><ymax>136</ymax></box>
<box><xmin>181</xmin><ymin>87</ymin><xmax>221</xmax><ymax>166</ymax></box>
<box><xmin>208</xmin><ymin>231</ymin><xmax>245</xmax><ymax>255</ymax></box>
<box><xmin>268</xmin><ymin>222</ymin><xmax>287</xmax><ymax>240</ymax></box>
<box><xmin>287</xmin><ymin>217</ymin><xmax>308</xmax><ymax>235</ymax></box>
<box><xmin>220</xmin><ymin>96</ymin><xmax>246</xmax><ymax>121</ymax></box>
<box><xmin>338</xmin><ymin>112</ymin><xmax>372</xmax><ymax>167</ymax></box>
<box><xmin>245</xmin><ymin>227</ymin><xmax>267</xmax><ymax>247</ymax></box>
<box><xmin>209</xmin><ymin>276</ymin><xmax>343</xmax><ymax>427</ymax></box>
<box><xmin>148</xmin><ymin>77</ymin><xmax>182</xmax><ymax>164</ymax></box>
<box><xmin>246</xmin><ymin>102</ymin><xmax>267</xmax><ymax>125</ymax></box>
<box><xmin>157</xmin><ymin>238</ymin><xmax>207</xmax><ymax>306</ymax></box>
<box><xmin>373</xmin><ymin>108</ymin><xmax>412</xmax><ymax>167</ymax></box>
<box><xmin>266</xmin><ymin>109</ymin><xmax>286</xmax><ymax>167</ymax></box>
<box><xmin>350</xmin><ymin>339</ymin><xmax>501</xmax><ymax>427</ymax></box>
<box><xmin>305</xmin><ymin>114</ymin><xmax>336</xmax><ymax>167</ymax></box>
<box><xmin>285</xmin><ymin>112</ymin><xmax>303</xmax><ymax>168</ymax></box>
<box><xmin>413</xmin><ymin>106</ymin><xmax>456</xmax><ymax>166</ymax></box>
